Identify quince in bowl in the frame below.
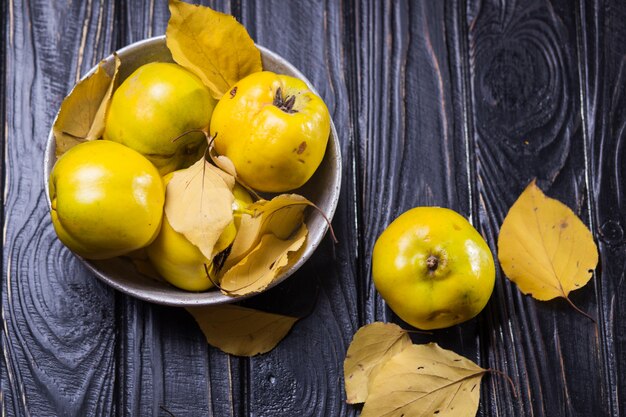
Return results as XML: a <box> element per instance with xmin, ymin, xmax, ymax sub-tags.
<box><xmin>44</xmin><ymin>36</ymin><xmax>341</xmax><ymax>306</ymax></box>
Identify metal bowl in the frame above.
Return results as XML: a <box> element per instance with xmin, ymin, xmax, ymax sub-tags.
<box><xmin>44</xmin><ymin>36</ymin><xmax>341</xmax><ymax>306</ymax></box>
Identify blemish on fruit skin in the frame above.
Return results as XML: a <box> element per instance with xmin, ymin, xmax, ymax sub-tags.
<box><xmin>230</xmin><ymin>87</ymin><xmax>237</xmax><ymax>98</ymax></box>
<box><xmin>297</xmin><ymin>141</ymin><xmax>307</xmax><ymax>154</ymax></box>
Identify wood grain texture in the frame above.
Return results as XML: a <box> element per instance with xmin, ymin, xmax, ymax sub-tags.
<box><xmin>3</xmin><ymin>0</ymin><xmax>626</xmax><ymax>416</ymax></box>
<box><xmin>1</xmin><ymin>1</ymin><xmax>118</xmax><ymax>416</ymax></box>
<box><xmin>353</xmin><ymin>0</ymin><xmax>463</xmax><ymax>317</ymax></box>
<box><xmin>467</xmin><ymin>0</ymin><xmax>604</xmax><ymax>416</ymax></box>
<box><xmin>239</xmin><ymin>1</ymin><xmax>359</xmax><ymax>416</ymax></box>
<box><xmin>351</xmin><ymin>0</ymin><xmax>498</xmax><ymax>369</ymax></box>
<box><xmin>578</xmin><ymin>0</ymin><xmax>626</xmax><ymax>415</ymax></box>
<box><xmin>114</xmin><ymin>2</ymin><xmax>241</xmax><ymax>417</ymax></box>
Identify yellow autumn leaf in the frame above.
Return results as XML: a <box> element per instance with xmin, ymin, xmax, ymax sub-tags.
<box><xmin>213</xmin><ymin>153</ymin><xmax>237</xmax><ymax>178</ymax></box>
<box><xmin>206</xmin><ymin>144</ymin><xmax>264</xmax><ymax>203</ymax></box>
<box><xmin>53</xmin><ymin>55</ymin><xmax>120</xmax><ymax>157</ymax></box>
<box><xmin>361</xmin><ymin>343</ymin><xmax>486</xmax><ymax>417</ymax></box>
<box><xmin>220</xmin><ymin>224</ymin><xmax>307</xmax><ymax>296</ymax></box>
<box><xmin>222</xmin><ymin>194</ymin><xmax>309</xmax><ymax>271</ymax></box>
<box><xmin>187</xmin><ymin>304</ymin><xmax>298</xmax><ymax>356</ymax></box>
<box><xmin>165</xmin><ymin>158</ymin><xmax>235</xmax><ymax>260</ymax></box>
<box><xmin>166</xmin><ymin>0</ymin><xmax>262</xmax><ymax>99</ymax></box>
<box><xmin>498</xmin><ymin>180</ymin><xmax>599</xmax><ymax>302</ymax></box>
<box><xmin>343</xmin><ymin>322</ymin><xmax>412</xmax><ymax>404</ymax></box>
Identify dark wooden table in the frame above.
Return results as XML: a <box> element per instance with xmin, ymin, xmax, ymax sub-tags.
<box><xmin>2</xmin><ymin>0</ymin><xmax>625</xmax><ymax>416</ymax></box>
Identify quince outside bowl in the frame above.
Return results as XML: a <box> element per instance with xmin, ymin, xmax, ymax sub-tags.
<box><xmin>44</xmin><ymin>36</ymin><xmax>341</xmax><ymax>306</ymax></box>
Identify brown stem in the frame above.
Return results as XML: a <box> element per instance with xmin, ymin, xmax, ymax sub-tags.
<box><xmin>203</xmin><ymin>263</ymin><xmax>224</xmax><ymax>291</ymax></box>
<box><xmin>403</xmin><ymin>329</ymin><xmax>433</xmax><ymax>336</ymax></box>
<box><xmin>564</xmin><ymin>296</ymin><xmax>597</xmax><ymax>325</ymax></box>
<box><xmin>204</xmin><ymin>131</ymin><xmax>215</xmax><ymax>148</ymax></box>
<box><xmin>486</xmin><ymin>369</ymin><xmax>518</xmax><ymax>399</ymax></box>
<box><xmin>159</xmin><ymin>405</ymin><xmax>177</xmax><ymax>417</ymax></box>
<box><xmin>204</xmin><ymin>132</ymin><xmax>262</xmax><ymax>202</ymax></box>
<box><xmin>301</xmin><ymin>200</ymin><xmax>338</xmax><ymax>244</ymax></box>
<box><xmin>170</xmin><ymin>128</ymin><xmax>207</xmax><ymax>143</ymax></box>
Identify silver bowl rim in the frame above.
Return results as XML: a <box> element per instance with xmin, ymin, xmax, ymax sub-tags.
<box><xmin>44</xmin><ymin>35</ymin><xmax>342</xmax><ymax>306</ymax></box>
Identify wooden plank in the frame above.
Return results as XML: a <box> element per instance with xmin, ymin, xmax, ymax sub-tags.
<box><xmin>578</xmin><ymin>0</ymin><xmax>626</xmax><ymax>415</ymax></box>
<box><xmin>241</xmin><ymin>0</ymin><xmax>483</xmax><ymax>415</ymax></box>
<box><xmin>1</xmin><ymin>1</ymin><xmax>118</xmax><ymax>416</ymax></box>
<box><xmin>112</xmin><ymin>1</ymin><xmax>243</xmax><ymax>416</ymax></box>
<box><xmin>0</xmin><ymin>0</ymin><xmax>6</xmax><ymax>215</ymax></box>
<box><xmin>351</xmin><ymin>0</ymin><xmax>481</xmax><ymax>356</ymax></box>
<box><xmin>464</xmin><ymin>0</ymin><xmax>605</xmax><ymax>415</ymax></box>
<box><xmin>237</xmin><ymin>1</ymin><xmax>361</xmax><ymax>416</ymax></box>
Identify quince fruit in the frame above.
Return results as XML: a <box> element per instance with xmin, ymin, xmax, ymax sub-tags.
<box><xmin>210</xmin><ymin>71</ymin><xmax>330</xmax><ymax>192</ymax></box>
<box><xmin>372</xmin><ymin>207</ymin><xmax>495</xmax><ymax>330</ymax></box>
<box><xmin>104</xmin><ymin>62</ymin><xmax>215</xmax><ymax>175</ymax></box>
<box><xmin>49</xmin><ymin>140</ymin><xmax>164</xmax><ymax>259</ymax></box>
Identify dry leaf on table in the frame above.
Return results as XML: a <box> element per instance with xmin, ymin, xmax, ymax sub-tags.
<box><xmin>165</xmin><ymin>158</ymin><xmax>235</xmax><ymax>260</ymax></box>
<box><xmin>166</xmin><ymin>0</ymin><xmax>262</xmax><ymax>99</ymax></box>
<box><xmin>343</xmin><ymin>322</ymin><xmax>412</xmax><ymax>404</ymax></box>
<box><xmin>187</xmin><ymin>304</ymin><xmax>298</xmax><ymax>356</ymax></box>
<box><xmin>498</xmin><ymin>180</ymin><xmax>599</xmax><ymax>305</ymax></box>
<box><xmin>220</xmin><ymin>224</ymin><xmax>307</xmax><ymax>296</ymax></box>
<box><xmin>53</xmin><ymin>55</ymin><xmax>121</xmax><ymax>157</ymax></box>
<box><xmin>361</xmin><ymin>343</ymin><xmax>486</xmax><ymax>417</ymax></box>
